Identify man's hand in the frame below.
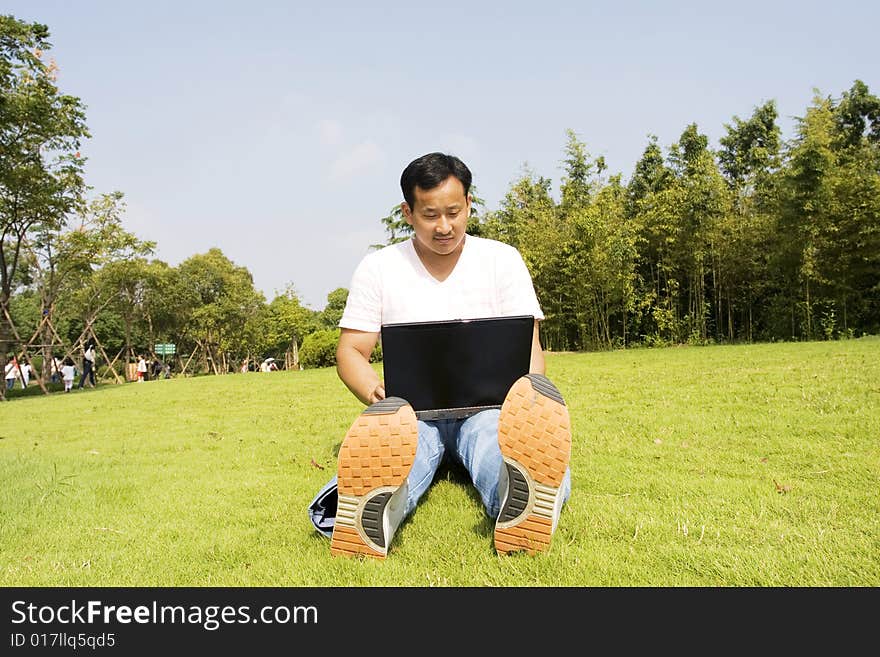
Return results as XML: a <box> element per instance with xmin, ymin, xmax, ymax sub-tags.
<box><xmin>367</xmin><ymin>383</ymin><xmax>386</xmax><ymax>405</ymax></box>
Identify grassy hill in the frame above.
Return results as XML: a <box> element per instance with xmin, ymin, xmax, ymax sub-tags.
<box><xmin>1</xmin><ymin>338</ymin><xmax>878</xmax><ymax>586</ymax></box>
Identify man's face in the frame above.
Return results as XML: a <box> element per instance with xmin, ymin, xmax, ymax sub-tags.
<box><xmin>402</xmin><ymin>176</ymin><xmax>471</xmax><ymax>258</ymax></box>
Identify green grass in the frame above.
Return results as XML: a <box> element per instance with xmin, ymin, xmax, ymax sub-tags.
<box><xmin>1</xmin><ymin>338</ymin><xmax>878</xmax><ymax>586</ymax></box>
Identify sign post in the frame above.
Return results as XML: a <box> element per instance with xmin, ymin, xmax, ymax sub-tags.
<box><xmin>155</xmin><ymin>343</ymin><xmax>176</xmax><ymax>357</ymax></box>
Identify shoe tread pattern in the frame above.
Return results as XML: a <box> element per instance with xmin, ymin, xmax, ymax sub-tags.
<box><xmin>495</xmin><ymin>375</ymin><xmax>571</xmax><ymax>555</ymax></box>
<box><xmin>336</xmin><ymin>397</ymin><xmax>418</xmax><ymax>496</ymax></box>
<box><xmin>498</xmin><ymin>375</ymin><xmax>570</xmax><ymax>487</ymax></box>
<box><xmin>330</xmin><ymin>525</ymin><xmax>384</xmax><ymax>558</ymax></box>
<box><xmin>331</xmin><ymin>398</ymin><xmax>417</xmax><ymax>559</ymax></box>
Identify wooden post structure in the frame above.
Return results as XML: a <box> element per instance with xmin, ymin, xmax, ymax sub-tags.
<box><xmin>179</xmin><ymin>343</ymin><xmax>200</xmax><ymax>376</ymax></box>
<box><xmin>1</xmin><ymin>305</ymin><xmax>50</xmax><ymax>395</ymax></box>
<box><xmin>285</xmin><ymin>339</ymin><xmax>299</xmax><ymax>371</ymax></box>
<box><xmin>87</xmin><ymin>325</ymin><xmax>124</xmax><ymax>384</ymax></box>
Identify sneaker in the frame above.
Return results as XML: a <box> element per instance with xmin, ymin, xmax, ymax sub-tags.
<box><xmin>330</xmin><ymin>397</ymin><xmax>418</xmax><ymax>559</ymax></box>
<box><xmin>495</xmin><ymin>374</ymin><xmax>571</xmax><ymax>555</ymax></box>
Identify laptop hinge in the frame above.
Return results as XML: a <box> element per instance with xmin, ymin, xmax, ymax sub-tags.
<box><xmin>415</xmin><ymin>405</ymin><xmax>502</xmax><ymax>421</ymax></box>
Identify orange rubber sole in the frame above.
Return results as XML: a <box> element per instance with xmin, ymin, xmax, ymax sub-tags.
<box><xmin>494</xmin><ymin>374</ymin><xmax>571</xmax><ymax>555</ymax></box>
<box><xmin>330</xmin><ymin>398</ymin><xmax>418</xmax><ymax>559</ymax></box>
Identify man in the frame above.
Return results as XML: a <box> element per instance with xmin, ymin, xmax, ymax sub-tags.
<box><xmin>308</xmin><ymin>152</ymin><xmax>572</xmax><ymax>559</ymax></box>
<box><xmin>50</xmin><ymin>355</ymin><xmax>62</xmax><ymax>384</ymax></box>
<box><xmin>4</xmin><ymin>356</ymin><xmax>17</xmax><ymax>391</ymax></box>
<box><xmin>19</xmin><ymin>357</ymin><xmax>32</xmax><ymax>388</ymax></box>
<box><xmin>78</xmin><ymin>339</ymin><xmax>96</xmax><ymax>389</ymax></box>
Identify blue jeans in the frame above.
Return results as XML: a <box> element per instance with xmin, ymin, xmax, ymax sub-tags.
<box><xmin>307</xmin><ymin>408</ymin><xmax>572</xmax><ymax>537</ymax></box>
<box><xmin>78</xmin><ymin>360</ymin><xmax>95</xmax><ymax>388</ymax></box>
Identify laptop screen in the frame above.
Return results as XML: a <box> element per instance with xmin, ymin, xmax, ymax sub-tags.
<box><xmin>380</xmin><ymin>315</ymin><xmax>534</xmax><ymax>420</ymax></box>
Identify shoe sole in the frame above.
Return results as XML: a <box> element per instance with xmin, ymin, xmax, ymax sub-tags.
<box><xmin>495</xmin><ymin>374</ymin><xmax>571</xmax><ymax>555</ymax></box>
<box><xmin>330</xmin><ymin>397</ymin><xmax>418</xmax><ymax>559</ymax></box>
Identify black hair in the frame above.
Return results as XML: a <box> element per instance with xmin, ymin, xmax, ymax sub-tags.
<box><xmin>64</xmin><ymin>357</ymin><xmax>74</xmax><ymax>366</ymax></box>
<box><xmin>400</xmin><ymin>152</ymin><xmax>472</xmax><ymax>210</ymax></box>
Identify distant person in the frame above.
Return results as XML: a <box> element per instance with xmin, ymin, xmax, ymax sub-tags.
<box><xmin>78</xmin><ymin>339</ymin><xmax>97</xmax><ymax>389</ymax></box>
<box><xmin>151</xmin><ymin>359</ymin><xmax>162</xmax><ymax>380</ymax></box>
<box><xmin>163</xmin><ymin>362</ymin><xmax>172</xmax><ymax>379</ymax></box>
<box><xmin>4</xmin><ymin>356</ymin><xmax>18</xmax><ymax>391</ymax></box>
<box><xmin>136</xmin><ymin>355</ymin><xmax>147</xmax><ymax>382</ymax></box>
<box><xmin>61</xmin><ymin>357</ymin><xmax>76</xmax><ymax>393</ymax></box>
<box><xmin>50</xmin><ymin>355</ymin><xmax>62</xmax><ymax>383</ymax></box>
<box><xmin>19</xmin><ymin>357</ymin><xmax>32</xmax><ymax>388</ymax></box>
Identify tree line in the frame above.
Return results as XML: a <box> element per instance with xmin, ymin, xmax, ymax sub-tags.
<box><xmin>380</xmin><ymin>84</ymin><xmax>880</xmax><ymax>351</ymax></box>
<box><xmin>3</xmin><ymin>15</ymin><xmax>878</xmax><ymax>396</ymax></box>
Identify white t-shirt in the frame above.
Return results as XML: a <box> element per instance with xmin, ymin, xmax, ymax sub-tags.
<box><xmin>340</xmin><ymin>235</ymin><xmax>544</xmax><ymax>332</ymax></box>
<box><xmin>61</xmin><ymin>365</ymin><xmax>76</xmax><ymax>380</ymax></box>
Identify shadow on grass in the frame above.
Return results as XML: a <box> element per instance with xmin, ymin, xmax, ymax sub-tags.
<box><xmin>2</xmin><ymin>381</ymin><xmax>105</xmax><ymax>400</ymax></box>
<box><xmin>307</xmin><ymin>451</ymin><xmax>498</xmax><ymax>553</ymax></box>
<box><xmin>435</xmin><ymin>461</ymin><xmax>495</xmax><ymax>539</ymax></box>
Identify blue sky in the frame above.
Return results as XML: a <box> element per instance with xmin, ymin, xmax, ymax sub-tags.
<box><xmin>5</xmin><ymin>0</ymin><xmax>878</xmax><ymax>309</ymax></box>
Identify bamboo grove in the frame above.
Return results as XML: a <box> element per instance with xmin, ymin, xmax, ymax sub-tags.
<box><xmin>464</xmin><ymin>86</ymin><xmax>880</xmax><ymax>351</ymax></box>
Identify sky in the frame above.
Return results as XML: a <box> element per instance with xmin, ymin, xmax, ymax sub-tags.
<box><xmin>5</xmin><ymin>0</ymin><xmax>879</xmax><ymax>310</ymax></box>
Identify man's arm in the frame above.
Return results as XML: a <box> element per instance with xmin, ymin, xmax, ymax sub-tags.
<box><xmin>529</xmin><ymin>319</ymin><xmax>545</xmax><ymax>375</ymax></box>
<box><xmin>336</xmin><ymin>328</ymin><xmax>384</xmax><ymax>405</ymax></box>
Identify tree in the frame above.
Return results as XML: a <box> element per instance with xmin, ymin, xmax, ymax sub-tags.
<box><xmin>667</xmin><ymin>123</ymin><xmax>732</xmax><ymax>342</ymax></box>
<box><xmin>139</xmin><ymin>259</ymin><xmax>188</xmax><ymax>351</ymax></box>
<box><xmin>560</xmin><ymin>128</ymin><xmax>604</xmax><ymax>213</ymax></box>
<box><xmin>626</xmin><ymin>135</ymin><xmax>676</xmax><ymax>342</ymax></box>
<box><xmin>478</xmin><ymin>166</ymin><xmax>554</xmax><ymax>249</ymax></box>
<box><xmin>1</xmin><ymin>16</ymin><xmax>88</xmax><ymax>396</ymax></box>
<box><xmin>98</xmin><ymin>258</ymin><xmax>156</xmax><ymax>364</ymax></box>
<box><xmin>627</xmin><ymin>135</ymin><xmax>673</xmax><ymax>211</ymax></box>
<box><xmin>563</xmin><ymin>175</ymin><xmax>638</xmax><ymax>348</ymax></box>
<box><xmin>509</xmin><ymin>130</ymin><xmax>610</xmax><ymax>350</ymax></box>
<box><xmin>777</xmin><ymin>92</ymin><xmax>838</xmax><ymax>339</ymax></box>
<box><xmin>176</xmin><ymin>248</ymin><xmax>264</xmax><ymax>373</ymax></box>
<box><xmin>299</xmin><ymin>328</ymin><xmax>341</xmax><ymax>369</ymax></box>
<box><xmin>252</xmin><ymin>285</ymin><xmax>319</xmax><ymax>364</ymax></box>
<box><xmin>486</xmin><ymin>167</ymin><xmax>574</xmax><ymax>348</ymax></box>
<box><xmin>719</xmin><ymin>101</ymin><xmax>781</xmax><ymax>188</ymax></box>
<box><xmin>717</xmin><ymin>101</ymin><xmax>781</xmax><ymax>341</ymax></box>
<box><xmin>824</xmin><ymin>81</ymin><xmax>880</xmax><ymax>334</ymax></box>
<box><xmin>772</xmin><ymin>84</ymin><xmax>880</xmax><ymax>340</ymax></box>
<box><xmin>833</xmin><ymin>79</ymin><xmax>880</xmax><ymax>149</ymax></box>
<box><xmin>319</xmin><ymin>287</ymin><xmax>348</xmax><ymax>329</ymax></box>
<box><xmin>26</xmin><ymin>191</ymin><xmax>153</xmax><ymax>379</ymax></box>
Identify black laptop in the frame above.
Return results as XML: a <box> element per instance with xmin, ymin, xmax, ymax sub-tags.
<box><xmin>380</xmin><ymin>315</ymin><xmax>534</xmax><ymax>420</ymax></box>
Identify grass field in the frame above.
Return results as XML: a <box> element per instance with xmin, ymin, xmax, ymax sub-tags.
<box><xmin>1</xmin><ymin>338</ymin><xmax>878</xmax><ymax>586</ymax></box>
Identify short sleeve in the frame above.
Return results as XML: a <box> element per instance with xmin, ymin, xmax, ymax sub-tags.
<box><xmin>499</xmin><ymin>245</ymin><xmax>544</xmax><ymax>320</ymax></box>
<box><xmin>339</xmin><ymin>253</ymin><xmax>383</xmax><ymax>332</ymax></box>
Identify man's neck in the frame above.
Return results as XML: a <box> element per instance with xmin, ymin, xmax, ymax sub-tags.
<box><xmin>412</xmin><ymin>235</ymin><xmax>466</xmax><ymax>282</ymax></box>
